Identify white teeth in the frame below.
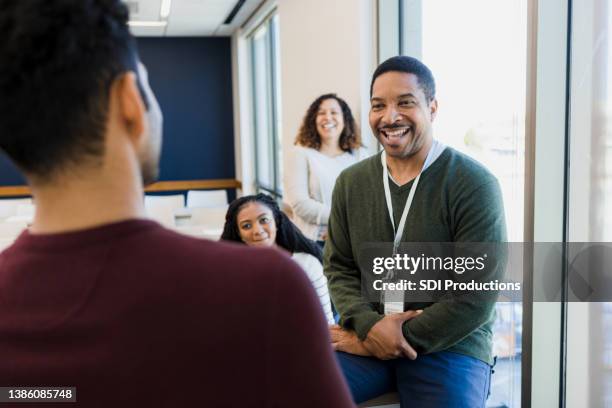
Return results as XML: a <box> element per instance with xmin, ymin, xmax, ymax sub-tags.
<box><xmin>382</xmin><ymin>128</ymin><xmax>410</xmax><ymax>138</ymax></box>
<box><xmin>323</xmin><ymin>123</ymin><xmax>336</xmax><ymax>129</ymax></box>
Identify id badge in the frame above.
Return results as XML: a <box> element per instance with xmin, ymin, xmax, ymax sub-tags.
<box><xmin>382</xmin><ymin>268</ymin><xmax>404</xmax><ymax>315</ymax></box>
<box><xmin>384</xmin><ymin>300</ymin><xmax>404</xmax><ymax>315</ymax></box>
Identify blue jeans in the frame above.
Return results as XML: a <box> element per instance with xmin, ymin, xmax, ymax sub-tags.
<box><xmin>335</xmin><ymin>351</ymin><xmax>492</xmax><ymax>407</ymax></box>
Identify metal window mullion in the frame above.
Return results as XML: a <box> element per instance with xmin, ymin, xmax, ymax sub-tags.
<box><xmin>258</xmin><ymin>19</ymin><xmax>274</xmax><ymax>194</ymax></box>
<box><xmin>559</xmin><ymin>0</ymin><xmax>574</xmax><ymax>406</ymax></box>
<box><xmin>522</xmin><ymin>0</ymin><xmax>538</xmax><ymax>405</ymax></box>
<box><xmin>530</xmin><ymin>0</ymin><xmax>571</xmax><ymax>406</ymax></box>
<box><xmin>268</xmin><ymin>16</ymin><xmax>280</xmax><ymax>196</ymax></box>
<box><xmin>398</xmin><ymin>0</ymin><xmax>404</xmax><ymax>55</ymax></box>
<box><xmin>250</xmin><ymin>38</ymin><xmax>262</xmax><ymax>192</ymax></box>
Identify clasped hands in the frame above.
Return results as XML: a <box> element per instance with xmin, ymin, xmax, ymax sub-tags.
<box><xmin>329</xmin><ymin>310</ymin><xmax>422</xmax><ymax>360</ymax></box>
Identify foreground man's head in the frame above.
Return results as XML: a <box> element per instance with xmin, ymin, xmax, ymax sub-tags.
<box><xmin>0</xmin><ymin>0</ymin><xmax>162</xmax><ymax>186</ymax></box>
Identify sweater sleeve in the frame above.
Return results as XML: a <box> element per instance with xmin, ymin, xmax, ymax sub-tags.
<box><xmin>284</xmin><ymin>147</ymin><xmax>331</xmax><ymax>225</ymax></box>
<box><xmin>324</xmin><ymin>174</ymin><xmax>384</xmax><ymax>340</ymax></box>
<box><xmin>266</xmin><ymin>253</ymin><xmax>354</xmax><ymax>408</ymax></box>
<box><xmin>402</xmin><ymin>179</ymin><xmax>508</xmax><ymax>354</ymax></box>
<box><xmin>293</xmin><ymin>253</ymin><xmax>335</xmax><ymax>325</ymax></box>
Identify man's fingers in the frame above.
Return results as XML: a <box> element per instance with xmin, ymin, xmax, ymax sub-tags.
<box><xmin>395</xmin><ymin>309</ymin><xmax>423</xmax><ymax>322</ymax></box>
<box><xmin>329</xmin><ymin>330</ymin><xmax>343</xmax><ymax>343</ymax></box>
<box><xmin>362</xmin><ymin>339</ymin><xmax>381</xmax><ymax>356</ymax></box>
<box><xmin>400</xmin><ymin>339</ymin><xmax>417</xmax><ymax>360</ymax></box>
<box><xmin>329</xmin><ymin>326</ymin><xmax>343</xmax><ymax>340</ymax></box>
<box><xmin>332</xmin><ymin>341</ymin><xmax>348</xmax><ymax>353</ymax></box>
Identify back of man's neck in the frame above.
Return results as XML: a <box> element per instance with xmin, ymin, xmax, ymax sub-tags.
<box><xmin>29</xmin><ymin>176</ymin><xmax>145</xmax><ymax>234</ymax></box>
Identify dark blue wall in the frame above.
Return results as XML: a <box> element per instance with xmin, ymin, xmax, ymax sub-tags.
<box><xmin>0</xmin><ymin>155</ymin><xmax>24</xmax><ymax>186</ymax></box>
<box><xmin>138</xmin><ymin>37</ymin><xmax>235</xmax><ymax>182</ymax></box>
<box><xmin>0</xmin><ymin>37</ymin><xmax>235</xmax><ymax>186</ymax></box>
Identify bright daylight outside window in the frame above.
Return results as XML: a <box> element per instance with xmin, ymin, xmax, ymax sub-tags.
<box><xmin>249</xmin><ymin>14</ymin><xmax>282</xmax><ymax>197</ymax></box>
<box><xmin>413</xmin><ymin>1</ymin><xmax>527</xmax><ymax>406</ymax></box>
<box><xmin>566</xmin><ymin>1</ymin><xmax>612</xmax><ymax>406</ymax></box>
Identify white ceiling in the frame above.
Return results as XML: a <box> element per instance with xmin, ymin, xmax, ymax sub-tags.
<box><xmin>124</xmin><ymin>0</ymin><xmax>263</xmax><ymax>37</ymax></box>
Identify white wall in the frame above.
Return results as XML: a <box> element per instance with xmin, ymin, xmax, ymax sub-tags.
<box><xmin>277</xmin><ymin>0</ymin><xmax>378</xmax><ymax>157</ymax></box>
<box><xmin>232</xmin><ymin>0</ymin><xmax>377</xmax><ymax>195</ymax></box>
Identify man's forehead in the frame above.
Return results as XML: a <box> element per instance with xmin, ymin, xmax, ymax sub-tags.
<box><xmin>371</xmin><ymin>71</ymin><xmax>423</xmax><ymax>99</ymax></box>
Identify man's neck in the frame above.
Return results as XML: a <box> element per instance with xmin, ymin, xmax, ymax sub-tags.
<box><xmin>386</xmin><ymin>138</ymin><xmax>433</xmax><ymax>186</ymax></box>
<box><xmin>29</xmin><ymin>168</ymin><xmax>146</xmax><ymax>234</ymax></box>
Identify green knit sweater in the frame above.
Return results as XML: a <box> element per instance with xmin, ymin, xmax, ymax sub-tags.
<box><xmin>323</xmin><ymin>147</ymin><xmax>507</xmax><ymax>365</ymax></box>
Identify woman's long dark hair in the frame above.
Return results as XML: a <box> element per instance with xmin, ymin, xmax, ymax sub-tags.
<box><xmin>221</xmin><ymin>193</ymin><xmax>323</xmax><ymax>263</ymax></box>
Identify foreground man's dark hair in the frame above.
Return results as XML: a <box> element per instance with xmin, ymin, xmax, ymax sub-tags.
<box><xmin>0</xmin><ymin>0</ymin><xmax>147</xmax><ymax>181</ymax></box>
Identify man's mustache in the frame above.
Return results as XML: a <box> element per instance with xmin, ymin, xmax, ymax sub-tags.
<box><xmin>378</xmin><ymin>124</ymin><xmax>409</xmax><ymax>130</ymax></box>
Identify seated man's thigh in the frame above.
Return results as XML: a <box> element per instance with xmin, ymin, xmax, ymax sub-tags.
<box><xmin>335</xmin><ymin>351</ymin><xmax>395</xmax><ymax>404</ymax></box>
<box><xmin>395</xmin><ymin>351</ymin><xmax>491</xmax><ymax>408</ymax></box>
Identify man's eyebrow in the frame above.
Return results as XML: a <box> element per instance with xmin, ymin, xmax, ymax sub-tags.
<box><xmin>370</xmin><ymin>93</ymin><xmax>417</xmax><ymax>102</ymax></box>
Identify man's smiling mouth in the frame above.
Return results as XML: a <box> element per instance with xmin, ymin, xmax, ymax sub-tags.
<box><xmin>380</xmin><ymin>127</ymin><xmax>411</xmax><ymax>142</ymax></box>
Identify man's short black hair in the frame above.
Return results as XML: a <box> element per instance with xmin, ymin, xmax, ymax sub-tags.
<box><xmin>0</xmin><ymin>0</ymin><xmax>144</xmax><ymax>181</ymax></box>
<box><xmin>370</xmin><ymin>56</ymin><xmax>436</xmax><ymax>102</ymax></box>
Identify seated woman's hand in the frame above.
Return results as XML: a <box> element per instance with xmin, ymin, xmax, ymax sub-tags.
<box><xmin>329</xmin><ymin>325</ymin><xmax>372</xmax><ymax>357</ymax></box>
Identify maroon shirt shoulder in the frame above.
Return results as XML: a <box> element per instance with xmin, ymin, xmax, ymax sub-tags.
<box><xmin>0</xmin><ymin>219</ymin><xmax>353</xmax><ymax>407</ymax></box>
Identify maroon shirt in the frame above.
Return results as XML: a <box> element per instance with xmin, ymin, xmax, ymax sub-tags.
<box><xmin>0</xmin><ymin>220</ymin><xmax>353</xmax><ymax>407</ymax></box>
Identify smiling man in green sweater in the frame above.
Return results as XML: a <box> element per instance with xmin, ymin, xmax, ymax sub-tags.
<box><xmin>324</xmin><ymin>56</ymin><xmax>507</xmax><ymax>407</ymax></box>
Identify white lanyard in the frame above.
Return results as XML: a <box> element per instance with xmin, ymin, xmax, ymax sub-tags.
<box><xmin>381</xmin><ymin>144</ymin><xmax>436</xmax><ymax>254</ymax></box>
<box><xmin>381</xmin><ymin>144</ymin><xmax>437</xmax><ymax>315</ymax></box>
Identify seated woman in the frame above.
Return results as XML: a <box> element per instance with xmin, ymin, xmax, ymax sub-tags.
<box><xmin>221</xmin><ymin>194</ymin><xmax>334</xmax><ymax>324</ymax></box>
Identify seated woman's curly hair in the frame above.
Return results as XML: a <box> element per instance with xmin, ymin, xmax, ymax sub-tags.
<box><xmin>221</xmin><ymin>193</ymin><xmax>323</xmax><ymax>262</ymax></box>
<box><xmin>294</xmin><ymin>93</ymin><xmax>361</xmax><ymax>152</ymax></box>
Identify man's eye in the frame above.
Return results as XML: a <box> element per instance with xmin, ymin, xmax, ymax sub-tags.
<box><xmin>399</xmin><ymin>100</ymin><xmax>415</xmax><ymax>107</ymax></box>
<box><xmin>372</xmin><ymin>104</ymin><xmax>384</xmax><ymax>110</ymax></box>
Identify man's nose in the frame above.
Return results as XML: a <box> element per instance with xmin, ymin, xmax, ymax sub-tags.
<box><xmin>381</xmin><ymin>106</ymin><xmax>400</xmax><ymax>125</ymax></box>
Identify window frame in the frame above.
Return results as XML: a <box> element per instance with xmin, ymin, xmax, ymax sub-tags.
<box><xmin>247</xmin><ymin>12</ymin><xmax>283</xmax><ymax>199</ymax></box>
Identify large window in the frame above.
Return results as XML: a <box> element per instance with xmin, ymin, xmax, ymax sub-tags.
<box><xmin>566</xmin><ymin>0</ymin><xmax>612</xmax><ymax>406</ymax></box>
<box><xmin>392</xmin><ymin>1</ymin><xmax>528</xmax><ymax>406</ymax></box>
<box><xmin>248</xmin><ymin>13</ymin><xmax>282</xmax><ymax>197</ymax></box>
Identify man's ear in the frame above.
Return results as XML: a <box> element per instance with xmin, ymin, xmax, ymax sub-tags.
<box><xmin>114</xmin><ymin>71</ymin><xmax>146</xmax><ymax>145</ymax></box>
<box><xmin>429</xmin><ymin>99</ymin><xmax>438</xmax><ymax>121</ymax></box>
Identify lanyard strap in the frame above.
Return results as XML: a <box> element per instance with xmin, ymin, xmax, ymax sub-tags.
<box><xmin>381</xmin><ymin>143</ymin><xmax>436</xmax><ymax>253</ymax></box>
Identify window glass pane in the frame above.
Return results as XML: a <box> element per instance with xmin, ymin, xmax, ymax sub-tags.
<box><xmin>249</xmin><ymin>15</ymin><xmax>282</xmax><ymax>196</ymax></box>
<box><xmin>566</xmin><ymin>1</ymin><xmax>612</xmax><ymax>406</ymax></box>
<box><xmin>272</xmin><ymin>14</ymin><xmax>283</xmax><ymax>195</ymax></box>
<box><xmin>605</xmin><ymin>302</ymin><xmax>612</xmax><ymax>407</ymax></box>
<box><xmin>251</xmin><ymin>24</ymin><xmax>274</xmax><ymax>191</ymax></box>
<box><xmin>417</xmin><ymin>1</ymin><xmax>527</xmax><ymax>406</ymax></box>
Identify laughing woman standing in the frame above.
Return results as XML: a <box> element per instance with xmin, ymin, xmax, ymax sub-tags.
<box><xmin>285</xmin><ymin>94</ymin><xmax>368</xmax><ymax>245</ymax></box>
